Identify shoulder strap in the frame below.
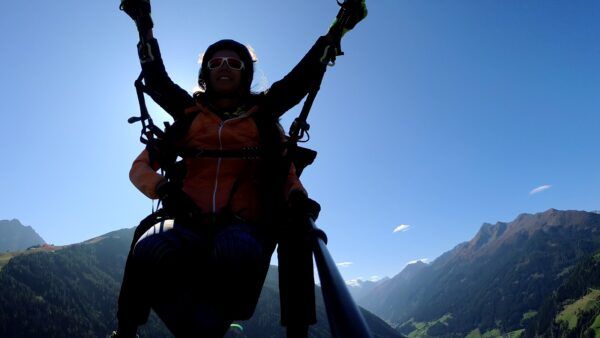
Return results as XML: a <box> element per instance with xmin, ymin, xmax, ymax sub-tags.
<box><xmin>163</xmin><ymin>102</ymin><xmax>206</xmax><ymax>142</ymax></box>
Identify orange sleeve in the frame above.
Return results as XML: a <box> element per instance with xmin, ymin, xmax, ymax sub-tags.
<box><xmin>129</xmin><ymin>149</ymin><xmax>165</xmax><ymax>200</ymax></box>
<box><xmin>284</xmin><ymin>163</ymin><xmax>306</xmax><ymax>201</ymax></box>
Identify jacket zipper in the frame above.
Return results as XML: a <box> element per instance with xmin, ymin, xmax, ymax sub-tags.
<box><xmin>211</xmin><ymin>113</ymin><xmax>249</xmax><ymax>213</ymax></box>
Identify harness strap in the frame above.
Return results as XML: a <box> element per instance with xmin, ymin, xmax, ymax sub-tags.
<box><xmin>181</xmin><ymin>147</ymin><xmax>262</xmax><ymax>159</ymax></box>
<box><xmin>183</xmin><ymin>101</ymin><xmax>260</xmax><ymax>117</ymax></box>
<box><xmin>183</xmin><ymin>103</ymin><xmax>206</xmax><ymax>115</ymax></box>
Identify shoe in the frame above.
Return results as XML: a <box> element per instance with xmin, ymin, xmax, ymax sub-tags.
<box><xmin>108</xmin><ymin>330</ymin><xmax>139</xmax><ymax>338</ymax></box>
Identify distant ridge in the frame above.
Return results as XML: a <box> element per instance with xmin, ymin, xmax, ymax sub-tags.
<box><xmin>0</xmin><ymin>219</ymin><xmax>45</xmax><ymax>252</ymax></box>
<box><xmin>358</xmin><ymin>208</ymin><xmax>600</xmax><ymax>337</ymax></box>
<box><xmin>346</xmin><ymin>277</ymin><xmax>390</xmax><ymax>303</ymax></box>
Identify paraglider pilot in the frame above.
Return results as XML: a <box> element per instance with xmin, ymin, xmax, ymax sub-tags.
<box><xmin>113</xmin><ymin>0</ymin><xmax>367</xmax><ymax>337</ymax></box>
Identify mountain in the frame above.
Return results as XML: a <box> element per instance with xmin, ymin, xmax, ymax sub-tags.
<box><xmin>0</xmin><ymin>228</ymin><xmax>171</xmax><ymax>337</ymax></box>
<box><xmin>346</xmin><ymin>277</ymin><xmax>390</xmax><ymax>303</ymax></box>
<box><xmin>0</xmin><ymin>219</ymin><xmax>45</xmax><ymax>252</ymax></box>
<box><xmin>358</xmin><ymin>260</ymin><xmax>428</xmax><ymax>324</ymax></box>
<box><xmin>358</xmin><ymin>209</ymin><xmax>600</xmax><ymax>337</ymax></box>
<box><xmin>0</xmin><ymin>227</ymin><xmax>402</xmax><ymax>338</ymax></box>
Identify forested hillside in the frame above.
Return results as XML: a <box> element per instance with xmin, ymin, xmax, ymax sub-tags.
<box><xmin>525</xmin><ymin>251</ymin><xmax>600</xmax><ymax>337</ymax></box>
<box><xmin>0</xmin><ymin>228</ymin><xmax>401</xmax><ymax>338</ymax></box>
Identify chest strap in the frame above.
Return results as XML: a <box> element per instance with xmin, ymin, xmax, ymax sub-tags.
<box><xmin>181</xmin><ymin>147</ymin><xmax>262</xmax><ymax>160</ymax></box>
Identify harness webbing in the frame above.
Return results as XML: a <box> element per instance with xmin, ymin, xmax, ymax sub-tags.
<box><xmin>181</xmin><ymin>147</ymin><xmax>262</xmax><ymax>160</ymax></box>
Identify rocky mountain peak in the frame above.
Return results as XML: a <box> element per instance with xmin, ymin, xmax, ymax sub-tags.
<box><xmin>460</xmin><ymin>209</ymin><xmax>600</xmax><ymax>259</ymax></box>
<box><xmin>0</xmin><ymin>219</ymin><xmax>46</xmax><ymax>252</ymax></box>
<box><xmin>466</xmin><ymin>221</ymin><xmax>508</xmax><ymax>252</ymax></box>
<box><xmin>392</xmin><ymin>260</ymin><xmax>428</xmax><ymax>283</ymax></box>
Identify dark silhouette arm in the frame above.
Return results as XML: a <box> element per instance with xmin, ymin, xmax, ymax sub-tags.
<box><xmin>137</xmin><ymin>29</ymin><xmax>195</xmax><ymax>120</ymax></box>
<box><xmin>259</xmin><ymin>36</ymin><xmax>332</xmax><ymax>117</ymax></box>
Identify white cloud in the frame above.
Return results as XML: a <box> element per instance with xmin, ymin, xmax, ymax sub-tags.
<box><xmin>406</xmin><ymin>258</ymin><xmax>430</xmax><ymax>266</ymax></box>
<box><xmin>530</xmin><ymin>184</ymin><xmax>552</xmax><ymax>195</ymax></box>
<box><xmin>368</xmin><ymin>275</ymin><xmax>383</xmax><ymax>282</ymax></box>
<box><xmin>336</xmin><ymin>262</ymin><xmax>354</xmax><ymax>268</ymax></box>
<box><xmin>393</xmin><ymin>224</ymin><xmax>411</xmax><ymax>233</ymax></box>
<box><xmin>345</xmin><ymin>278</ymin><xmax>363</xmax><ymax>287</ymax></box>
<box><xmin>345</xmin><ymin>275</ymin><xmax>386</xmax><ymax>287</ymax></box>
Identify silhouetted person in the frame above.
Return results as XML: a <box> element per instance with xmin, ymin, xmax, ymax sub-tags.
<box><xmin>113</xmin><ymin>1</ymin><xmax>366</xmax><ymax>337</ymax></box>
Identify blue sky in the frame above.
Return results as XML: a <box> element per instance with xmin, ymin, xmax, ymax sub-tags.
<box><xmin>1</xmin><ymin>0</ymin><xmax>600</xmax><ymax>283</ymax></box>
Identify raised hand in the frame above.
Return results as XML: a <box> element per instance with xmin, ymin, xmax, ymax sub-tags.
<box><xmin>120</xmin><ymin>0</ymin><xmax>153</xmax><ymax>32</ymax></box>
<box><xmin>330</xmin><ymin>0</ymin><xmax>368</xmax><ymax>38</ymax></box>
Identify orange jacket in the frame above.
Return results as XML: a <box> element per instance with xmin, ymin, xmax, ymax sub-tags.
<box><xmin>130</xmin><ymin>102</ymin><xmax>304</xmax><ymax>224</ymax></box>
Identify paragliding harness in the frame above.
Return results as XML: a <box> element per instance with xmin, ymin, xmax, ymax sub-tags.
<box><xmin>127</xmin><ymin>69</ymin><xmax>318</xmax><ymax>215</ymax></box>
<box><xmin>126</xmin><ymin>69</ymin><xmax>321</xmax><ymax>240</ymax></box>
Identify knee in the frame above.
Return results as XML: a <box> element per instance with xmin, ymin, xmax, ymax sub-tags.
<box><xmin>132</xmin><ymin>232</ymin><xmax>180</xmax><ymax>272</ymax></box>
<box><xmin>213</xmin><ymin>227</ymin><xmax>264</xmax><ymax>270</ymax></box>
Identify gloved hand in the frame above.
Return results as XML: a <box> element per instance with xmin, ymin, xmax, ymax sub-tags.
<box><xmin>288</xmin><ymin>189</ymin><xmax>321</xmax><ymax>221</ymax></box>
<box><xmin>120</xmin><ymin>0</ymin><xmax>153</xmax><ymax>32</ymax></box>
<box><xmin>156</xmin><ymin>180</ymin><xmax>199</xmax><ymax>220</ymax></box>
<box><xmin>329</xmin><ymin>0</ymin><xmax>368</xmax><ymax>37</ymax></box>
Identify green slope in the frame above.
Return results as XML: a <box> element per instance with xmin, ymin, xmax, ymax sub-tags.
<box><xmin>555</xmin><ymin>289</ymin><xmax>600</xmax><ymax>330</ymax></box>
<box><xmin>525</xmin><ymin>250</ymin><xmax>600</xmax><ymax>337</ymax></box>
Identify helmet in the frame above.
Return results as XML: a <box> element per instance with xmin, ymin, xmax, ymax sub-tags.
<box><xmin>198</xmin><ymin>39</ymin><xmax>255</xmax><ymax>96</ymax></box>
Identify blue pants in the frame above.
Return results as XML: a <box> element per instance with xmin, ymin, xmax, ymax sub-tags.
<box><xmin>118</xmin><ymin>218</ymin><xmax>275</xmax><ymax>337</ymax></box>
